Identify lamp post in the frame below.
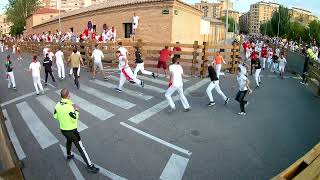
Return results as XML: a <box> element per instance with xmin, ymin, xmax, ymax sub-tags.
<box><xmin>225</xmin><ymin>0</ymin><xmax>229</xmax><ymax>44</ymax></box>
<box><xmin>277</xmin><ymin>7</ymin><xmax>280</xmax><ymax>38</ymax></box>
<box><xmin>58</xmin><ymin>0</ymin><xmax>61</xmax><ymax>34</ymax></box>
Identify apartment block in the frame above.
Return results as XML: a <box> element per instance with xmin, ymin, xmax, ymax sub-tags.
<box><xmin>0</xmin><ymin>14</ymin><xmax>11</xmax><ymax>36</ymax></box>
<box><xmin>40</xmin><ymin>0</ymin><xmax>107</xmax><ymax>12</ymax></box>
<box><xmin>239</xmin><ymin>12</ymin><xmax>250</xmax><ymax>33</ymax></box>
<box><xmin>290</xmin><ymin>7</ymin><xmax>318</xmax><ymax>25</ymax></box>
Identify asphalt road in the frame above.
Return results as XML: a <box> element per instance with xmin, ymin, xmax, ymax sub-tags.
<box><xmin>0</xmin><ymin>50</ymin><xmax>319</xmax><ymax>180</ymax></box>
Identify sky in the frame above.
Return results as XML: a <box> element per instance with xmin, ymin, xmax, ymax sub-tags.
<box><xmin>0</xmin><ymin>0</ymin><xmax>319</xmax><ymax>17</ymax></box>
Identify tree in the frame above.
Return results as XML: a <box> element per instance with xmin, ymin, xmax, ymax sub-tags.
<box><xmin>287</xmin><ymin>22</ymin><xmax>308</xmax><ymax>42</ymax></box>
<box><xmin>309</xmin><ymin>20</ymin><xmax>320</xmax><ymax>46</ymax></box>
<box><xmin>221</xmin><ymin>16</ymin><xmax>237</xmax><ymax>32</ymax></box>
<box><xmin>5</xmin><ymin>0</ymin><xmax>40</xmax><ymax>35</ymax></box>
<box><xmin>270</xmin><ymin>5</ymin><xmax>291</xmax><ymax>38</ymax></box>
<box><xmin>260</xmin><ymin>21</ymin><xmax>274</xmax><ymax>37</ymax></box>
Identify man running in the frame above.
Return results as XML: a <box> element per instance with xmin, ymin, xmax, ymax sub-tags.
<box><xmin>157</xmin><ymin>46</ymin><xmax>171</xmax><ymax>77</ymax></box>
<box><xmin>117</xmin><ymin>42</ymin><xmax>128</xmax><ymax>58</ymax></box>
<box><xmin>54</xmin><ymin>88</ymin><xmax>99</xmax><ymax>173</ymax></box>
<box><xmin>55</xmin><ymin>46</ymin><xmax>65</xmax><ymax>80</ymax></box>
<box><xmin>5</xmin><ymin>55</ymin><xmax>16</xmax><ymax>90</ymax></box>
<box><xmin>43</xmin><ymin>53</ymin><xmax>56</xmax><ymax>86</ymax></box>
<box><xmin>213</xmin><ymin>51</ymin><xmax>226</xmax><ymax>78</ymax></box>
<box><xmin>91</xmin><ymin>44</ymin><xmax>108</xmax><ymax>80</ymax></box>
<box><xmin>115</xmin><ymin>50</ymin><xmax>144</xmax><ymax>92</ymax></box>
<box><xmin>69</xmin><ymin>47</ymin><xmax>81</xmax><ymax>78</ymax></box>
<box><xmin>261</xmin><ymin>44</ymin><xmax>268</xmax><ymax>70</ymax></box>
<box><xmin>67</xmin><ymin>49</ymin><xmax>84</xmax><ymax>89</ymax></box>
<box><xmin>29</xmin><ymin>56</ymin><xmax>44</xmax><ymax>95</ymax></box>
<box><xmin>206</xmin><ymin>62</ymin><xmax>229</xmax><ymax>106</ymax></box>
<box><xmin>278</xmin><ymin>54</ymin><xmax>287</xmax><ymax>79</ymax></box>
<box><xmin>235</xmin><ymin>67</ymin><xmax>252</xmax><ymax>115</ymax></box>
<box><xmin>165</xmin><ymin>57</ymin><xmax>191</xmax><ymax>112</ymax></box>
<box><xmin>133</xmin><ymin>46</ymin><xmax>155</xmax><ymax>79</ymax></box>
<box><xmin>254</xmin><ymin>59</ymin><xmax>262</xmax><ymax>88</ymax></box>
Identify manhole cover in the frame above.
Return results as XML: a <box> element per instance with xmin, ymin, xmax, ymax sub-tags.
<box><xmin>191</xmin><ymin>130</ymin><xmax>200</xmax><ymax>136</ymax></box>
<box><xmin>190</xmin><ymin>92</ymin><xmax>205</xmax><ymax>97</ymax></box>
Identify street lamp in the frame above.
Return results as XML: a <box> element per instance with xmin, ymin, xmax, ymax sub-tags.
<box><xmin>225</xmin><ymin>0</ymin><xmax>229</xmax><ymax>44</ymax></box>
<box><xmin>58</xmin><ymin>0</ymin><xmax>61</xmax><ymax>34</ymax></box>
<box><xmin>277</xmin><ymin>8</ymin><xmax>280</xmax><ymax>38</ymax></box>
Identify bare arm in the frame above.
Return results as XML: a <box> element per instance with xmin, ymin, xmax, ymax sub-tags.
<box><xmin>246</xmin><ymin>79</ymin><xmax>252</xmax><ymax>94</ymax></box>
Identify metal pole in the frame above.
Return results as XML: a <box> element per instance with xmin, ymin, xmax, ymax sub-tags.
<box><xmin>225</xmin><ymin>0</ymin><xmax>229</xmax><ymax>44</ymax></box>
<box><xmin>59</xmin><ymin>0</ymin><xmax>61</xmax><ymax>34</ymax></box>
<box><xmin>234</xmin><ymin>0</ymin><xmax>238</xmax><ymax>35</ymax></box>
<box><xmin>277</xmin><ymin>7</ymin><xmax>280</xmax><ymax>38</ymax></box>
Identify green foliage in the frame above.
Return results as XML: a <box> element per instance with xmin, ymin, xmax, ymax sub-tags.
<box><xmin>221</xmin><ymin>16</ymin><xmax>237</xmax><ymax>32</ymax></box>
<box><xmin>309</xmin><ymin>20</ymin><xmax>320</xmax><ymax>46</ymax></box>
<box><xmin>270</xmin><ymin>5</ymin><xmax>291</xmax><ymax>38</ymax></box>
<box><xmin>5</xmin><ymin>0</ymin><xmax>40</xmax><ymax>35</ymax></box>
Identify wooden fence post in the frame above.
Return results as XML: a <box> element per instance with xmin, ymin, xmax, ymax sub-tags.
<box><xmin>192</xmin><ymin>41</ymin><xmax>199</xmax><ymax>76</ymax></box>
<box><xmin>200</xmin><ymin>42</ymin><xmax>208</xmax><ymax>78</ymax></box>
<box><xmin>231</xmin><ymin>43</ymin><xmax>237</xmax><ymax>73</ymax></box>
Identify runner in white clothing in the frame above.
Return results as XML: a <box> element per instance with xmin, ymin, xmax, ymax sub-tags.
<box><xmin>91</xmin><ymin>44</ymin><xmax>108</xmax><ymax>80</ymax></box>
<box><xmin>133</xmin><ymin>46</ymin><xmax>155</xmax><ymax>79</ymax></box>
<box><xmin>132</xmin><ymin>13</ymin><xmax>139</xmax><ymax>34</ymax></box>
<box><xmin>115</xmin><ymin>50</ymin><xmax>144</xmax><ymax>92</ymax></box>
<box><xmin>55</xmin><ymin>46</ymin><xmax>65</xmax><ymax>80</ymax></box>
<box><xmin>5</xmin><ymin>55</ymin><xmax>16</xmax><ymax>90</ymax></box>
<box><xmin>29</xmin><ymin>56</ymin><xmax>44</xmax><ymax>95</ymax></box>
<box><xmin>165</xmin><ymin>57</ymin><xmax>191</xmax><ymax>112</ymax></box>
<box><xmin>278</xmin><ymin>54</ymin><xmax>287</xmax><ymax>79</ymax></box>
<box><xmin>117</xmin><ymin>42</ymin><xmax>129</xmax><ymax>58</ymax></box>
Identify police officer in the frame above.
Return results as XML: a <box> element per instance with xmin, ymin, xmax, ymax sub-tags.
<box><xmin>54</xmin><ymin>88</ymin><xmax>99</xmax><ymax>173</ymax></box>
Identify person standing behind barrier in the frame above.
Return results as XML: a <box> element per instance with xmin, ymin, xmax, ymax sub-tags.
<box><xmin>157</xmin><ymin>46</ymin><xmax>171</xmax><ymax>77</ymax></box>
<box><xmin>132</xmin><ymin>13</ymin><xmax>139</xmax><ymax>35</ymax></box>
<box><xmin>55</xmin><ymin>46</ymin><xmax>65</xmax><ymax>80</ymax></box>
<box><xmin>91</xmin><ymin>44</ymin><xmax>108</xmax><ymax>80</ymax></box>
<box><xmin>213</xmin><ymin>51</ymin><xmax>226</xmax><ymax>78</ymax></box>
<box><xmin>235</xmin><ymin>67</ymin><xmax>252</xmax><ymax>115</ymax></box>
<box><xmin>206</xmin><ymin>62</ymin><xmax>229</xmax><ymax>107</ymax></box>
<box><xmin>67</xmin><ymin>48</ymin><xmax>84</xmax><ymax>89</ymax></box>
<box><xmin>29</xmin><ymin>56</ymin><xmax>44</xmax><ymax>95</ymax></box>
<box><xmin>12</xmin><ymin>44</ymin><xmax>16</xmax><ymax>54</ymax></box>
<box><xmin>165</xmin><ymin>57</ymin><xmax>191</xmax><ymax>112</ymax></box>
<box><xmin>54</xmin><ymin>88</ymin><xmax>99</xmax><ymax>173</ymax></box>
<box><xmin>278</xmin><ymin>54</ymin><xmax>287</xmax><ymax>79</ymax></box>
<box><xmin>5</xmin><ymin>55</ymin><xmax>16</xmax><ymax>90</ymax></box>
<box><xmin>133</xmin><ymin>46</ymin><xmax>155</xmax><ymax>79</ymax></box>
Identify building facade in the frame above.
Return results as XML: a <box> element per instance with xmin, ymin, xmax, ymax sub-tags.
<box><xmin>239</xmin><ymin>12</ymin><xmax>250</xmax><ymax>34</ymax></box>
<box><xmin>290</xmin><ymin>7</ymin><xmax>318</xmax><ymax>26</ymax></box>
<box><xmin>40</xmin><ymin>0</ymin><xmax>107</xmax><ymax>12</ymax></box>
<box><xmin>0</xmin><ymin>14</ymin><xmax>11</xmax><ymax>36</ymax></box>
<box><xmin>26</xmin><ymin>0</ymin><xmax>204</xmax><ymax>44</ymax></box>
<box><xmin>194</xmin><ymin>0</ymin><xmax>239</xmax><ymax>23</ymax></box>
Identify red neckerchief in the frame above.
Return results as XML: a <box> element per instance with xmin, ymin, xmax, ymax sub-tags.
<box><xmin>32</xmin><ymin>60</ymin><xmax>37</xmax><ymax>63</ymax></box>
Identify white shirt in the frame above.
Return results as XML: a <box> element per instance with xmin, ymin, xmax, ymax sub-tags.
<box><xmin>118</xmin><ymin>55</ymin><xmax>128</xmax><ymax>70</ymax></box>
<box><xmin>237</xmin><ymin>74</ymin><xmax>248</xmax><ymax>91</ymax></box>
<box><xmin>55</xmin><ymin>50</ymin><xmax>64</xmax><ymax>64</ymax></box>
<box><xmin>92</xmin><ymin>49</ymin><xmax>104</xmax><ymax>63</ymax></box>
<box><xmin>132</xmin><ymin>16</ymin><xmax>139</xmax><ymax>25</ymax></box>
<box><xmin>239</xmin><ymin>64</ymin><xmax>247</xmax><ymax>75</ymax></box>
<box><xmin>43</xmin><ymin>48</ymin><xmax>49</xmax><ymax>57</ymax></box>
<box><xmin>169</xmin><ymin>64</ymin><xmax>184</xmax><ymax>87</ymax></box>
<box><xmin>275</xmin><ymin>48</ymin><xmax>280</xmax><ymax>56</ymax></box>
<box><xmin>48</xmin><ymin>52</ymin><xmax>54</xmax><ymax>61</ymax></box>
<box><xmin>279</xmin><ymin>58</ymin><xmax>287</xmax><ymax>67</ymax></box>
<box><xmin>118</xmin><ymin>46</ymin><xmax>128</xmax><ymax>58</ymax></box>
<box><xmin>29</xmin><ymin>61</ymin><xmax>41</xmax><ymax>77</ymax></box>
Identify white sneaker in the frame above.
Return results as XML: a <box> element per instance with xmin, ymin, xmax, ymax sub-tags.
<box><xmin>238</xmin><ymin>112</ymin><xmax>246</xmax><ymax>115</ymax></box>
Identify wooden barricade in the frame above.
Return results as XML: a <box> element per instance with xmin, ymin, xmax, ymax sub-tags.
<box><xmin>307</xmin><ymin>60</ymin><xmax>320</xmax><ymax>97</ymax></box>
<box><xmin>272</xmin><ymin>143</ymin><xmax>320</xmax><ymax>180</ymax></box>
<box><xmin>0</xmin><ymin>108</ymin><xmax>24</xmax><ymax>180</ymax></box>
<box><xmin>4</xmin><ymin>40</ymin><xmax>240</xmax><ymax>76</ymax></box>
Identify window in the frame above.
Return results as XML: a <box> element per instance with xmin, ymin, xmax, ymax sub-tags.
<box><xmin>93</xmin><ymin>25</ymin><xmax>96</xmax><ymax>32</ymax></box>
<box><xmin>123</xmin><ymin>23</ymin><xmax>132</xmax><ymax>38</ymax></box>
<box><xmin>70</xmin><ymin>27</ymin><xmax>74</xmax><ymax>33</ymax></box>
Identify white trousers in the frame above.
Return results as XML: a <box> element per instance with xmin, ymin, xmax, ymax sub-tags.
<box><xmin>215</xmin><ymin>64</ymin><xmax>224</xmax><ymax>79</ymax></box>
<box><xmin>7</xmin><ymin>72</ymin><xmax>16</xmax><ymax>88</ymax></box>
<box><xmin>32</xmin><ymin>76</ymin><xmax>43</xmax><ymax>94</ymax></box>
<box><xmin>267</xmin><ymin>57</ymin><xmax>272</xmax><ymax>69</ymax></box>
<box><xmin>57</xmin><ymin>63</ymin><xmax>65</xmax><ymax>78</ymax></box>
<box><xmin>206</xmin><ymin>81</ymin><xmax>227</xmax><ymax>102</ymax></box>
<box><xmin>261</xmin><ymin>58</ymin><xmax>266</xmax><ymax>69</ymax></box>
<box><xmin>279</xmin><ymin>65</ymin><xmax>285</xmax><ymax>73</ymax></box>
<box><xmin>118</xmin><ymin>67</ymin><xmax>142</xmax><ymax>90</ymax></box>
<box><xmin>255</xmin><ymin>69</ymin><xmax>261</xmax><ymax>86</ymax></box>
<box><xmin>0</xmin><ymin>47</ymin><xmax>3</xmax><ymax>53</ymax></box>
<box><xmin>271</xmin><ymin>63</ymin><xmax>279</xmax><ymax>73</ymax></box>
<box><xmin>165</xmin><ymin>85</ymin><xmax>190</xmax><ymax>109</ymax></box>
<box><xmin>69</xmin><ymin>66</ymin><xmax>80</xmax><ymax>76</ymax></box>
<box><xmin>133</xmin><ymin>62</ymin><xmax>152</xmax><ymax>78</ymax></box>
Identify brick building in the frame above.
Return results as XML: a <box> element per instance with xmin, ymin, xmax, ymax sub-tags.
<box><xmin>26</xmin><ymin>0</ymin><xmax>205</xmax><ymax>44</ymax></box>
<box><xmin>26</xmin><ymin>8</ymin><xmax>65</xmax><ymax>28</ymax></box>
<box><xmin>0</xmin><ymin>14</ymin><xmax>11</xmax><ymax>36</ymax></box>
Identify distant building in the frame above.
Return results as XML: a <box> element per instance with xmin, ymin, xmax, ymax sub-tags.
<box><xmin>26</xmin><ymin>8</ymin><xmax>65</xmax><ymax>30</ymax></box>
<box><xmin>290</xmin><ymin>7</ymin><xmax>318</xmax><ymax>25</ymax></box>
<box><xmin>194</xmin><ymin>0</ymin><xmax>239</xmax><ymax>23</ymax></box>
<box><xmin>40</xmin><ymin>0</ymin><xmax>108</xmax><ymax>12</ymax></box>
<box><xmin>0</xmin><ymin>14</ymin><xmax>11</xmax><ymax>36</ymax></box>
<box><xmin>239</xmin><ymin>12</ymin><xmax>250</xmax><ymax>34</ymax></box>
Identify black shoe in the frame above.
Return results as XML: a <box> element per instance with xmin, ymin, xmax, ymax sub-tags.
<box><xmin>104</xmin><ymin>77</ymin><xmax>109</xmax><ymax>81</ymax></box>
<box><xmin>13</xmin><ymin>87</ymin><xmax>17</xmax><ymax>90</ymax></box>
<box><xmin>114</xmin><ymin>88</ymin><xmax>123</xmax><ymax>92</ymax></box>
<box><xmin>184</xmin><ymin>108</ymin><xmax>191</xmax><ymax>112</ymax></box>
<box><xmin>152</xmin><ymin>73</ymin><xmax>156</xmax><ymax>79</ymax></box>
<box><xmin>207</xmin><ymin>102</ymin><xmax>215</xmax><ymax>106</ymax></box>
<box><xmin>36</xmin><ymin>93</ymin><xmax>40</xmax><ymax>96</ymax></box>
<box><xmin>224</xmin><ymin>98</ymin><xmax>230</xmax><ymax>105</ymax></box>
<box><xmin>67</xmin><ymin>154</ymin><xmax>74</xmax><ymax>160</ymax></box>
<box><xmin>87</xmin><ymin>164</ymin><xmax>99</xmax><ymax>173</ymax></box>
<box><xmin>141</xmin><ymin>81</ymin><xmax>144</xmax><ymax>88</ymax></box>
<box><xmin>129</xmin><ymin>80</ymin><xmax>135</xmax><ymax>84</ymax></box>
<box><xmin>44</xmin><ymin>83</ymin><xmax>48</xmax><ymax>86</ymax></box>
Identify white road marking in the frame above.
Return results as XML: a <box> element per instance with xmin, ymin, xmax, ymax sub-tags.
<box><xmin>90</xmin><ymin>79</ymin><xmax>153</xmax><ymax>100</ymax></box>
<box><xmin>59</xmin><ymin>146</ymin><xmax>85</xmax><ymax>180</ymax></box>
<box><xmin>3</xmin><ymin>109</ymin><xmax>26</xmax><ymax>160</ymax></box>
<box><xmin>1</xmin><ymin>88</ymin><xmax>50</xmax><ymax>107</ymax></box>
<box><xmin>36</xmin><ymin>95</ymin><xmax>88</xmax><ymax>132</ymax></box>
<box><xmin>157</xmin><ymin>74</ymin><xmax>189</xmax><ymax>82</ymax></box>
<box><xmin>16</xmin><ymin>102</ymin><xmax>58</xmax><ymax>149</ymax></box>
<box><xmin>109</xmin><ymin>75</ymin><xmax>165</xmax><ymax>93</ymax></box>
<box><xmin>55</xmin><ymin>90</ymin><xmax>114</xmax><ymax>121</ymax></box>
<box><xmin>41</xmin><ymin>79</ymin><xmax>55</xmax><ymax>88</ymax></box>
<box><xmin>160</xmin><ymin>154</ymin><xmax>189</xmax><ymax>180</ymax></box>
<box><xmin>59</xmin><ymin>144</ymin><xmax>128</xmax><ymax>180</ymax></box>
<box><xmin>128</xmin><ymin>79</ymin><xmax>209</xmax><ymax>124</ymax></box>
<box><xmin>120</xmin><ymin>122</ymin><xmax>192</xmax><ymax>156</ymax></box>
<box><xmin>80</xmin><ymin>84</ymin><xmax>136</xmax><ymax>109</ymax></box>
